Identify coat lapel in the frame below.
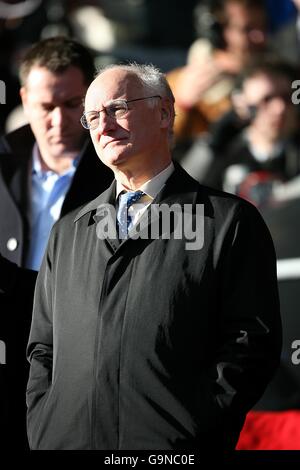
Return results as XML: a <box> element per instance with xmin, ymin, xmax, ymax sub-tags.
<box><xmin>74</xmin><ymin>163</ymin><xmax>206</xmax><ymax>254</ymax></box>
<box><xmin>74</xmin><ymin>180</ymin><xmax>120</xmax><ymax>253</ymax></box>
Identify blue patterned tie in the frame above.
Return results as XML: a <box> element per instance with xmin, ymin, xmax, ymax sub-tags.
<box><xmin>117</xmin><ymin>190</ymin><xmax>144</xmax><ymax>239</ymax></box>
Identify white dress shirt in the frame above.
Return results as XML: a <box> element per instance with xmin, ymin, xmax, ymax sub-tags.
<box><xmin>115</xmin><ymin>162</ymin><xmax>174</xmax><ymax>228</ymax></box>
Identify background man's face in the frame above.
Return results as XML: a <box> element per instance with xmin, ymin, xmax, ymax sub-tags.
<box><xmin>20</xmin><ymin>65</ymin><xmax>87</xmax><ymax>161</ymax></box>
<box><xmin>85</xmin><ymin>69</ymin><xmax>163</xmax><ymax>174</ymax></box>
<box><xmin>243</xmin><ymin>73</ymin><xmax>297</xmax><ymax>140</ymax></box>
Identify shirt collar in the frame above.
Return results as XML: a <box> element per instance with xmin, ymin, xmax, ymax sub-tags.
<box><xmin>115</xmin><ymin>161</ymin><xmax>174</xmax><ymax>200</ymax></box>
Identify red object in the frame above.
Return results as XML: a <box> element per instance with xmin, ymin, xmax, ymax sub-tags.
<box><xmin>236</xmin><ymin>410</ymin><xmax>300</xmax><ymax>450</ymax></box>
<box><xmin>238</xmin><ymin>170</ymin><xmax>283</xmax><ymax>207</ymax></box>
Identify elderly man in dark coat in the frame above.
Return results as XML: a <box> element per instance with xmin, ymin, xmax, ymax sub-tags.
<box><xmin>26</xmin><ymin>63</ymin><xmax>282</xmax><ymax>451</ymax></box>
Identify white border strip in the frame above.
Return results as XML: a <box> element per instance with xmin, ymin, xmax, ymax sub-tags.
<box><xmin>277</xmin><ymin>258</ymin><xmax>300</xmax><ymax>281</ymax></box>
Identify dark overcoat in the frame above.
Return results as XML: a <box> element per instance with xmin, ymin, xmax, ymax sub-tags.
<box><xmin>27</xmin><ymin>164</ymin><xmax>282</xmax><ymax>450</ymax></box>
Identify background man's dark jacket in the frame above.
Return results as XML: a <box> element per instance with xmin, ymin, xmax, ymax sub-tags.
<box><xmin>27</xmin><ymin>164</ymin><xmax>282</xmax><ymax>450</ymax></box>
<box><xmin>0</xmin><ymin>124</ymin><xmax>113</xmax><ymax>450</ymax></box>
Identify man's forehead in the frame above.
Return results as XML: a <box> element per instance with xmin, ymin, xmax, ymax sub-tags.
<box><xmin>86</xmin><ymin>69</ymin><xmax>141</xmax><ymax>104</ymax></box>
<box><xmin>25</xmin><ymin>66</ymin><xmax>87</xmax><ymax>100</ymax></box>
<box><xmin>26</xmin><ymin>65</ymin><xmax>83</xmax><ymax>85</ymax></box>
<box><xmin>93</xmin><ymin>69</ymin><xmax>140</xmax><ymax>92</ymax></box>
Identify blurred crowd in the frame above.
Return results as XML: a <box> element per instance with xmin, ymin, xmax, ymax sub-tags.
<box><xmin>2</xmin><ymin>0</ymin><xmax>300</xmax><ymax>451</ymax></box>
<box><xmin>3</xmin><ymin>0</ymin><xmax>300</xmax><ymax>205</ymax></box>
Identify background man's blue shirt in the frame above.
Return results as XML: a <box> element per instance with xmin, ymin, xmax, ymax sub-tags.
<box><xmin>25</xmin><ymin>145</ymin><xmax>79</xmax><ymax>270</ymax></box>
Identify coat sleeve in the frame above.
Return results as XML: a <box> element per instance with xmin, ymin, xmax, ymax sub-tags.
<box><xmin>26</xmin><ymin>232</ymin><xmax>55</xmax><ymax>447</ymax></box>
<box><xmin>209</xmin><ymin>200</ymin><xmax>282</xmax><ymax>442</ymax></box>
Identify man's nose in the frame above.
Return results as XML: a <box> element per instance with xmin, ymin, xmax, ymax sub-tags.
<box><xmin>51</xmin><ymin>106</ymin><xmax>66</xmax><ymax>127</ymax></box>
<box><xmin>95</xmin><ymin>110</ymin><xmax>116</xmax><ymax>134</ymax></box>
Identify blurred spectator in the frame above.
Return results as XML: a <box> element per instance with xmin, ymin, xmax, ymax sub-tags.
<box><xmin>205</xmin><ymin>60</ymin><xmax>300</xmax><ymax>207</ymax></box>
<box><xmin>167</xmin><ymin>0</ymin><xmax>269</xmax><ymax>146</ymax></box>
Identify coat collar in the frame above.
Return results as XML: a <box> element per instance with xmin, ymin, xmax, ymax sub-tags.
<box><xmin>73</xmin><ymin>161</ymin><xmax>200</xmax><ymax>224</ymax></box>
<box><xmin>73</xmin><ymin>162</ymin><xmax>208</xmax><ymax>253</ymax></box>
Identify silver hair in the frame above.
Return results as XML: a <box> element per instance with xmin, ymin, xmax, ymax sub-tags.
<box><xmin>96</xmin><ymin>62</ymin><xmax>175</xmax><ymax>103</ymax></box>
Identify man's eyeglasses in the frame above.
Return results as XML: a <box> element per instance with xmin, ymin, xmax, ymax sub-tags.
<box><xmin>81</xmin><ymin>95</ymin><xmax>161</xmax><ymax>130</ymax></box>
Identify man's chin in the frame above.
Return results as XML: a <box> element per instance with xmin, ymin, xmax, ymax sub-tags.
<box><xmin>101</xmin><ymin>146</ymin><xmax>132</xmax><ymax>167</ymax></box>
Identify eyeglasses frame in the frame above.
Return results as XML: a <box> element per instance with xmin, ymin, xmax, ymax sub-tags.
<box><xmin>80</xmin><ymin>95</ymin><xmax>162</xmax><ymax>130</ymax></box>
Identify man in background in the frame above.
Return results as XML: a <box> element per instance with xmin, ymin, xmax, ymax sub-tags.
<box><xmin>0</xmin><ymin>36</ymin><xmax>113</xmax><ymax>450</ymax></box>
<box><xmin>206</xmin><ymin>60</ymin><xmax>300</xmax><ymax>205</ymax></box>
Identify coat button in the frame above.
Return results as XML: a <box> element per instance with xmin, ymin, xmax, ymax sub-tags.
<box><xmin>7</xmin><ymin>238</ymin><xmax>18</xmax><ymax>251</ymax></box>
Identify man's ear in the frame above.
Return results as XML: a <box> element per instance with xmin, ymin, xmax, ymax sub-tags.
<box><xmin>160</xmin><ymin>97</ymin><xmax>173</xmax><ymax>130</ymax></box>
<box><xmin>20</xmin><ymin>86</ymin><xmax>28</xmax><ymax>113</ymax></box>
